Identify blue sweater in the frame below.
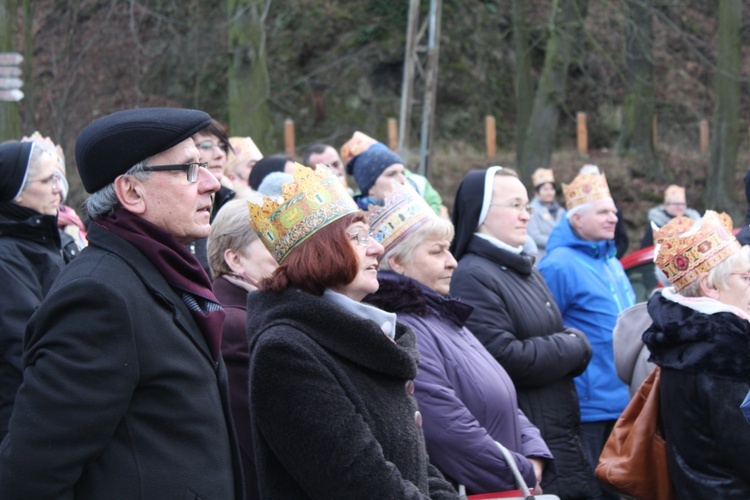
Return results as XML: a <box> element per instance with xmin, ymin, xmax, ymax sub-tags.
<box><xmin>538</xmin><ymin>217</ymin><xmax>634</xmax><ymax>422</ymax></box>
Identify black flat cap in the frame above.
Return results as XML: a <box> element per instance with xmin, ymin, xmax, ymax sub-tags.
<box><xmin>0</xmin><ymin>141</ymin><xmax>33</xmax><ymax>202</ymax></box>
<box><xmin>75</xmin><ymin>107</ymin><xmax>211</xmax><ymax>193</ymax></box>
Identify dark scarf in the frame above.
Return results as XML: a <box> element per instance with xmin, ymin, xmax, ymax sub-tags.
<box><xmin>95</xmin><ymin>208</ymin><xmax>224</xmax><ymax>360</ymax></box>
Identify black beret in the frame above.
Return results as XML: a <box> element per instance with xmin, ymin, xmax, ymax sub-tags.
<box><xmin>0</xmin><ymin>141</ymin><xmax>33</xmax><ymax>202</ymax></box>
<box><xmin>75</xmin><ymin>107</ymin><xmax>211</xmax><ymax>193</ymax></box>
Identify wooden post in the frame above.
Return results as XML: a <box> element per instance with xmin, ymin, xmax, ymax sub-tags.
<box><xmin>652</xmin><ymin>115</ymin><xmax>658</xmax><ymax>148</ymax></box>
<box><xmin>485</xmin><ymin>115</ymin><xmax>496</xmax><ymax>158</ymax></box>
<box><xmin>577</xmin><ymin>112</ymin><xmax>588</xmax><ymax>154</ymax></box>
<box><xmin>284</xmin><ymin>118</ymin><xmax>295</xmax><ymax>158</ymax></box>
<box><xmin>387</xmin><ymin>118</ymin><xmax>398</xmax><ymax>152</ymax></box>
<box><xmin>699</xmin><ymin>119</ymin><xmax>709</xmax><ymax>154</ymax></box>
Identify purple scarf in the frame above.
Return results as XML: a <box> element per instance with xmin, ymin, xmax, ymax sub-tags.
<box><xmin>95</xmin><ymin>208</ymin><xmax>224</xmax><ymax>360</ymax></box>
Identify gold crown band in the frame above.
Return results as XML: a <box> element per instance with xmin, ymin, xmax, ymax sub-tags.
<box><xmin>248</xmin><ymin>164</ymin><xmax>358</xmax><ymax>263</ymax></box>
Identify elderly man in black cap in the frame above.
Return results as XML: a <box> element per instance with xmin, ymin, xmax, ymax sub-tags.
<box><xmin>0</xmin><ymin>108</ymin><xmax>243</xmax><ymax>499</ymax></box>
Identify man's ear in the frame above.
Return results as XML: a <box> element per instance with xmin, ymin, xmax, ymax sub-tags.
<box><xmin>113</xmin><ymin>175</ymin><xmax>146</xmax><ymax>215</ymax></box>
<box><xmin>698</xmin><ymin>273</ymin><xmax>719</xmax><ymax>300</ymax></box>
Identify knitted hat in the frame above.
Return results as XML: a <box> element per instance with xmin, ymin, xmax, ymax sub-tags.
<box><xmin>75</xmin><ymin>107</ymin><xmax>211</xmax><ymax>193</ymax></box>
<box><xmin>347</xmin><ymin>142</ymin><xmax>404</xmax><ymax>197</ymax></box>
<box><xmin>0</xmin><ymin>141</ymin><xmax>33</xmax><ymax>202</ymax></box>
<box><xmin>248</xmin><ymin>154</ymin><xmax>291</xmax><ymax>191</ymax></box>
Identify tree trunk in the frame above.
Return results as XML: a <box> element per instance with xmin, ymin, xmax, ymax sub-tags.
<box><xmin>0</xmin><ymin>0</ymin><xmax>21</xmax><ymax>140</ymax></box>
<box><xmin>21</xmin><ymin>0</ymin><xmax>32</xmax><ymax>132</ymax></box>
<box><xmin>617</xmin><ymin>0</ymin><xmax>665</xmax><ymax>181</ymax></box>
<box><xmin>227</xmin><ymin>0</ymin><xmax>273</xmax><ymax>155</ymax></box>
<box><xmin>518</xmin><ymin>0</ymin><xmax>588</xmax><ymax>175</ymax></box>
<box><xmin>703</xmin><ymin>0</ymin><xmax>742</xmax><ymax>214</ymax></box>
<box><xmin>512</xmin><ymin>0</ymin><xmax>532</xmax><ymax>181</ymax></box>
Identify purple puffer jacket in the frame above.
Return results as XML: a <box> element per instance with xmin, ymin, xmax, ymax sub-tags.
<box><xmin>366</xmin><ymin>271</ymin><xmax>555</xmax><ymax>494</ymax></box>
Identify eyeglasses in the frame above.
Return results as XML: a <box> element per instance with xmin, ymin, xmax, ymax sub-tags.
<box><xmin>490</xmin><ymin>201</ymin><xmax>534</xmax><ymax>215</ymax></box>
<box><xmin>347</xmin><ymin>228</ymin><xmax>375</xmax><ymax>247</ymax></box>
<box><xmin>27</xmin><ymin>171</ymin><xmax>63</xmax><ymax>188</ymax></box>
<box><xmin>142</xmin><ymin>162</ymin><xmax>208</xmax><ymax>183</ymax></box>
<box><xmin>196</xmin><ymin>141</ymin><xmax>229</xmax><ymax>155</ymax></box>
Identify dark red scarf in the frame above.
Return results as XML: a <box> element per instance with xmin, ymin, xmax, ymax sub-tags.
<box><xmin>95</xmin><ymin>208</ymin><xmax>224</xmax><ymax>360</ymax></box>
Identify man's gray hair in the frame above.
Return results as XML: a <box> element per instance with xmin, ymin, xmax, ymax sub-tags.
<box><xmin>84</xmin><ymin>160</ymin><xmax>151</xmax><ymax>220</ymax></box>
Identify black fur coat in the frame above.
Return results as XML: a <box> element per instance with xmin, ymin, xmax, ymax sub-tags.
<box><xmin>643</xmin><ymin>292</ymin><xmax>750</xmax><ymax>497</ymax></box>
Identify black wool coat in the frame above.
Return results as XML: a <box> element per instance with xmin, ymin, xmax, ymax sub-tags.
<box><xmin>449</xmin><ymin>236</ymin><xmax>597</xmax><ymax>499</ymax></box>
<box><xmin>643</xmin><ymin>292</ymin><xmax>750</xmax><ymax>498</ymax></box>
<box><xmin>0</xmin><ymin>203</ymin><xmax>65</xmax><ymax>441</ymax></box>
<box><xmin>0</xmin><ymin>222</ymin><xmax>243</xmax><ymax>499</ymax></box>
<box><xmin>246</xmin><ymin>288</ymin><xmax>458</xmax><ymax>499</ymax></box>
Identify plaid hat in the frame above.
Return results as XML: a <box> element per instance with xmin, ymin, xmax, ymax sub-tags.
<box><xmin>0</xmin><ymin>141</ymin><xmax>33</xmax><ymax>202</ymax></box>
<box><xmin>75</xmin><ymin>107</ymin><xmax>211</xmax><ymax>193</ymax></box>
<box><xmin>347</xmin><ymin>142</ymin><xmax>403</xmax><ymax>197</ymax></box>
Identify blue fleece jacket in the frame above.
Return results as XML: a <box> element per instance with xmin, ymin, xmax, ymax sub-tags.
<box><xmin>538</xmin><ymin>217</ymin><xmax>634</xmax><ymax>422</ymax></box>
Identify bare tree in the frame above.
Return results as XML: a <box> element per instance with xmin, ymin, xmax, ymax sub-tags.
<box><xmin>518</xmin><ymin>0</ymin><xmax>588</xmax><ymax>176</ymax></box>
<box><xmin>617</xmin><ymin>0</ymin><xmax>666</xmax><ymax>181</ymax></box>
<box><xmin>227</xmin><ymin>0</ymin><xmax>272</xmax><ymax>153</ymax></box>
<box><xmin>511</xmin><ymin>0</ymin><xmax>532</xmax><ymax>181</ymax></box>
<box><xmin>703</xmin><ymin>0</ymin><xmax>742</xmax><ymax>213</ymax></box>
<box><xmin>0</xmin><ymin>0</ymin><xmax>20</xmax><ymax>140</ymax></box>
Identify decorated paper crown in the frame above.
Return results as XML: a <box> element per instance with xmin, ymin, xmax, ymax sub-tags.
<box><xmin>531</xmin><ymin>168</ymin><xmax>555</xmax><ymax>188</ymax></box>
<box><xmin>654</xmin><ymin>211</ymin><xmax>740</xmax><ymax>292</ymax></box>
<box><xmin>562</xmin><ymin>166</ymin><xmax>611</xmax><ymax>209</ymax></box>
<box><xmin>227</xmin><ymin>136</ymin><xmax>263</xmax><ymax>172</ymax></box>
<box><xmin>369</xmin><ymin>183</ymin><xmax>437</xmax><ymax>255</ymax></box>
<box><xmin>248</xmin><ymin>164</ymin><xmax>358</xmax><ymax>263</ymax></box>
<box><xmin>652</xmin><ymin>216</ymin><xmax>694</xmax><ymax>244</ymax></box>
<box><xmin>21</xmin><ymin>131</ymin><xmax>66</xmax><ymax>174</ymax></box>
<box><xmin>340</xmin><ymin>131</ymin><xmax>377</xmax><ymax>166</ymax></box>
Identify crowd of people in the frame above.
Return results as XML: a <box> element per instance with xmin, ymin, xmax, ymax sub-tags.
<box><xmin>0</xmin><ymin>106</ymin><xmax>749</xmax><ymax>499</ymax></box>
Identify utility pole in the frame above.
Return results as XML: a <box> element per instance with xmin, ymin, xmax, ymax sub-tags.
<box><xmin>398</xmin><ymin>0</ymin><xmax>442</xmax><ymax>177</ymax></box>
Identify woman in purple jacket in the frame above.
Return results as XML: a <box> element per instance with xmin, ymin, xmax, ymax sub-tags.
<box><xmin>365</xmin><ymin>185</ymin><xmax>555</xmax><ymax>495</ymax></box>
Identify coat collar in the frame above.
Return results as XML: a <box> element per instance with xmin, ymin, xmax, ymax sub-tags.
<box><xmin>365</xmin><ymin>270</ymin><xmax>474</xmax><ymax>328</ymax></box>
<box><xmin>465</xmin><ymin>234</ymin><xmax>534</xmax><ymax>275</ymax></box>
<box><xmin>247</xmin><ymin>288</ymin><xmax>419</xmax><ymax>379</ymax></box>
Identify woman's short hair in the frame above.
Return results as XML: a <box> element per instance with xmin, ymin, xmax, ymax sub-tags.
<box><xmin>680</xmin><ymin>245</ymin><xmax>750</xmax><ymax>297</ymax></box>
<box><xmin>261</xmin><ymin>212</ymin><xmax>367</xmax><ymax>296</ymax></box>
<box><xmin>380</xmin><ymin>217</ymin><xmax>455</xmax><ymax>270</ymax></box>
<box><xmin>206</xmin><ymin>198</ymin><xmax>260</xmax><ymax>280</ymax></box>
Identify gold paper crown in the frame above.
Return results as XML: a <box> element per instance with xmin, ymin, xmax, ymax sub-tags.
<box><xmin>652</xmin><ymin>216</ymin><xmax>693</xmax><ymax>244</ymax></box>
<box><xmin>654</xmin><ymin>211</ymin><xmax>740</xmax><ymax>292</ymax></box>
<box><xmin>531</xmin><ymin>168</ymin><xmax>555</xmax><ymax>188</ymax></box>
<box><xmin>21</xmin><ymin>131</ymin><xmax>66</xmax><ymax>174</ymax></box>
<box><xmin>562</xmin><ymin>169</ymin><xmax>611</xmax><ymax>209</ymax></box>
<box><xmin>340</xmin><ymin>131</ymin><xmax>377</xmax><ymax>165</ymax></box>
<box><xmin>227</xmin><ymin>136</ymin><xmax>263</xmax><ymax>169</ymax></box>
<box><xmin>248</xmin><ymin>164</ymin><xmax>358</xmax><ymax>263</ymax></box>
<box><xmin>664</xmin><ymin>185</ymin><xmax>685</xmax><ymax>203</ymax></box>
<box><xmin>369</xmin><ymin>183</ymin><xmax>437</xmax><ymax>255</ymax></box>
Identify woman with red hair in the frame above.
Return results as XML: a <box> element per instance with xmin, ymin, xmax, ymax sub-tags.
<box><xmin>246</xmin><ymin>165</ymin><xmax>457</xmax><ymax>499</ymax></box>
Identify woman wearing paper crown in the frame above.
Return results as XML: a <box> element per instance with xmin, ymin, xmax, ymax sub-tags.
<box><xmin>0</xmin><ymin>140</ymin><xmax>66</xmax><ymax>441</ymax></box>
<box><xmin>245</xmin><ymin>164</ymin><xmax>458</xmax><ymax>499</ymax></box>
<box><xmin>527</xmin><ymin>168</ymin><xmax>565</xmax><ymax>259</ymax></box>
<box><xmin>363</xmin><ymin>183</ymin><xmax>556</xmax><ymax>495</ymax></box>
<box><xmin>642</xmin><ymin>211</ymin><xmax>750</xmax><ymax>497</ymax></box>
<box><xmin>448</xmin><ymin>167</ymin><xmax>596</xmax><ymax>499</ymax></box>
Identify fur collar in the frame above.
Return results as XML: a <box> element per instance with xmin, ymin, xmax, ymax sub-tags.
<box><xmin>643</xmin><ymin>292</ymin><xmax>750</xmax><ymax>381</ymax></box>
<box><xmin>365</xmin><ymin>270</ymin><xmax>474</xmax><ymax>328</ymax></box>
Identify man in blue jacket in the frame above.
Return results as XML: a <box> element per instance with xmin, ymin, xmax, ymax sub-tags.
<box><xmin>538</xmin><ymin>164</ymin><xmax>635</xmax><ymax>500</ymax></box>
